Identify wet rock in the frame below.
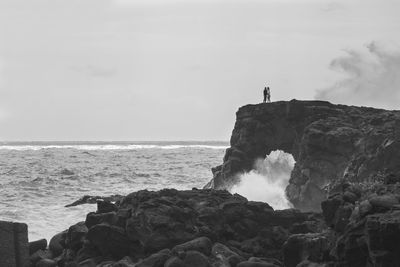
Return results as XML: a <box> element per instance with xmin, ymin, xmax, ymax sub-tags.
<box><xmin>236</xmin><ymin>261</ymin><xmax>277</xmax><ymax>267</ymax></box>
<box><xmin>36</xmin><ymin>258</ymin><xmax>57</xmax><ymax>267</ymax></box>
<box><xmin>30</xmin><ymin>249</ymin><xmax>53</xmax><ymax>265</ymax></box>
<box><xmin>135</xmin><ymin>250</ymin><xmax>170</xmax><ymax>267</ymax></box>
<box><xmin>111</xmin><ymin>256</ymin><xmax>135</xmax><ymax>267</ymax></box>
<box><xmin>77</xmin><ymin>258</ymin><xmax>97</xmax><ymax>267</ymax></box>
<box><xmin>296</xmin><ymin>260</ymin><xmax>330</xmax><ymax>267</ymax></box>
<box><xmin>49</xmin><ymin>230</ymin><xmax>67</xmax><ymax>257</ymax></box>
<box><xmin>66</xmin><ymin>222</ymin><xmax>88</xmax><ymax>251</ymax></box>
<box><xmin>61</xmin><ymin>168</ymin><xmax>75</xmax><ymax>175</ymax></box>
<box><xmin>211</xmin><ymin>243</ymin><xmax>241</xmax><ymax>259</ymax></box>
<box><xmin>365</xmin><ymin>210</ymin><xmax>400</xmax><ymax>266</ymax></box>
<box><xmin>86</xmin><ymin>224</ymin><xmax>131</xmax><ymax>259</ymax></box>
<box><xmin>164</xmin><ymin>256</ymin><xmax>184</xmax><ymax>267</ymax></box>
<box><xmin>85</xmin><ymin>211</ymin><xmax>118</xmax><ymax>229</ymax></box>
<box><xmin>55</xmin><ymin>189</ymin><xmax>323</xmax><ymax>264</ymax></box>
<box><xmin>321</xmin><ymin>196</ymin><xmax>343</xmax><ymax>227</ymax></box>
<box><xmin>183</xmin><ymin>250</ymin><xmax>210</xmax><ymax>267</ymax></box>
<box><xmin>343</xmin><ymin>191</ymin><xmax>358</xmax><ymax>204</ymax></box>
<box><xmin>65</xmin><ymin>195</ymin><xmax>124</xmax><ymax>207</ymax></box>
<box><xmin>97</xmin><ymin>200</ymin><xmax>118</xmax><ymax>214</ymax></box>
<box><xmin>283</xmin><ymin>233</ymin><xmax>330</xmax><ymax>267</ymax></box>
<box><xmin>358</xmin><ymin>200</ymin><xmax>373</xmax><ymax>217</ymax></box>
<box><xmin>369</xmin><ymin>194</ymin><xmax>400</xmax><ymax>210</ymax></box>
<box><xmin>248</xmin><ymin>257</ymin><xmax>282</xmax><ymax>266</ymax></box>
<box><xmin>29</xmin><ymin>238</ymin><xmax>47</xmax><ymax>255</ymax></box>
<box><xmin>172</xmin><ymin>237</ymin><xmax>212</xmax><ymax>256</ymax></box>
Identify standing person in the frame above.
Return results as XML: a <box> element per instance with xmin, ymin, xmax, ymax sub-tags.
<box><xmin>267</xmin><ymin>87</ymin><xmax>271</xmax><ymax>102</ymax></box>
<box><xmin>263</xmin><ymin>87</ymin><xmax>268</xmax><ymax>103</ymax></box>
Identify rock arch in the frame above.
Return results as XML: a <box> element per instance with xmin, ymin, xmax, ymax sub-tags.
<box><xmin>207</xmin><ymin>100</ymin><xmax>400</xmax><ymax>211</ymax></box>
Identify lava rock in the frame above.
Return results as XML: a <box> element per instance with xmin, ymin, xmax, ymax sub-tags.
<box><xmin>172</xmin><ymin>237</ymin><xmax>212</xmax><ymax>256</ymax></box>
<box><xmin>29</xmin><ymin>239</ymin><xmax>47</xmax><ymax>255</ymax></box>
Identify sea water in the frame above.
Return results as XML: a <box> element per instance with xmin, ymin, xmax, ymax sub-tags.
<box><xmin>0</xmin><ymin>141</ymin><xmax>227</xmax><ymax>241</ymax></box>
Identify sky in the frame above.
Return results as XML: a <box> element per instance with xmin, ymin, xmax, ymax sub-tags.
<box><xmin>0</xmin><ymin>0</ymin><xmax>399</xmax><ymax>141</ymax></box>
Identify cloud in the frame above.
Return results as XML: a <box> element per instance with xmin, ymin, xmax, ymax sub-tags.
<box><xmin>315</xmin><ymin>41</ymin><xmax>400</xmax><ymax>109</ymax></box>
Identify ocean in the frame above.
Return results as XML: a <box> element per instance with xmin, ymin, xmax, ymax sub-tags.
<box><xmin>0</xmin><ymin>141</ymin><xmax>228</xmax><ymax>241</ymax></box>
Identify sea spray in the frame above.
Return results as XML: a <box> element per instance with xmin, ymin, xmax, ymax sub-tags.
<box><xmin>230</xmin><ymin>150</ymin><xmax>295</xmax><ymax>210</ymax></box>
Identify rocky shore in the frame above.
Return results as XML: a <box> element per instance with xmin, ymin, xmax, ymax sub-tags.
<box><xmin>25</xmin><ymin>181</ymin><xmax>400</xmax><ymax>267</ymax></box>
<box><xmin>28</xmin><ymin>188</ymin><xmax>326</xmax><ymax>267</ymax></box>
<box><xmin>11</xmin><ymin>100</ymin><xmax>400</xmax><ymax>266</ymax></box>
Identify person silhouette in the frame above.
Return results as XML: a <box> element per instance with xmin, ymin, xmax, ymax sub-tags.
<box><xmin>267</xmin><ymin>87</ymin><xmax>271</xmax><ymax>102</ymax></box>
<box><xmin>263</xmin><ymin>87</ymin><xmax>268</xmax><ymax>103</ymax></box>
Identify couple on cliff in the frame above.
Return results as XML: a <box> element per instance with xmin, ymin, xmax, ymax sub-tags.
<box><xmin>263</xmin><ymin>87</ymin><xmax>271</xmax><ymax>103</ymax></box>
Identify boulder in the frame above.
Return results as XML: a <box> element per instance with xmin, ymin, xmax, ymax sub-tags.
<box><xmin>86</xmin><ymin>224</ymin><xmax>131</xmax><ymax>259</ymax></box>
<box><xmin>164</xmin><ymin>256</ymin><xmax>184</xmax><ymax>267</ymax></box>
<box><xmin>283</xmin><ymin>233</ymin><xmax>330</xmax><ymax>267</ymax></box>
<box><xmin>49</xmin><ymin>230</ymin><xmax>67</xmax><ymax>257</ymax></box>
<box><xmin>236</xmin><ymin>261</ymin><xmax>277</xmax><ymax>267</ymax></box>
<box><xmin>172</xmin><ymin>237</ymin><xmax>212</xmax><ymax>256</ymax></box>
<box><xmin>29</xmin><ymin>239</ymin><xmax>47</xmax><ymax>255</ymax></box>
<box><xmin>183</xmin><ymin>250</ymin><xmax>210</xmax><ymax>267</ymax></box>
<box><xmin>66</xmin><ymin>222</ymin><xmax>88</xmax><ymax>251</ymax></box>
<box><xmin>36</xmin><ymin>258</ymin><xmax>57</xmax><ymax>267</ymax></box>
<box><xmin>135</xmin><ymin>250</ymin><xmax>170</xmax><ymax>267</ymax></box>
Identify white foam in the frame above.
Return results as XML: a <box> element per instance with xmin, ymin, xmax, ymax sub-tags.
<box><xmin>230</xmin><ymin>150</ymin><xmax>295</xmax><ymax>210</ymax></box>
<box><xmin>0</xmin><ymin>144</ymin><xmax>228</xmax><ymax>151</ymax></box>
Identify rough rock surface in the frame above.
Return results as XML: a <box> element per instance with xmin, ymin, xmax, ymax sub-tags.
<box><xmin>44</xmin><ymin>189</ymin><xmax>323</xmax><ymax>267</ymax></box>
<box><xmin>207</xmin><ymin>100</ymin><xmax>400</xmax><ymax>211</ymax></box>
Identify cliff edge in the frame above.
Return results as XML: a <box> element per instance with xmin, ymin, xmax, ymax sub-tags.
<box><xmin>208</xmin><ymin>100</ymin><xmax>400</xmax><ymax>211</ymax></box>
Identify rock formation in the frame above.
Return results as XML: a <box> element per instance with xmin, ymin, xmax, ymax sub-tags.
<box><xmin>207</xmin><ymin>100</ymin><xmax>400</xmax><ymax>211</ymax></box>
<box><xmin>31</xmin><ymin>189</ymin><xmax>324</xmax><ymax>266</ymax></box>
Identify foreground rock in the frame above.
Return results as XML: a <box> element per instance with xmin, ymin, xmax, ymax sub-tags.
<box><xmin>207</xmin><ymin>100</ymin><xmax>400</xmax><ymax>211</ymax></box>
<box><xmin>45</xmin><ymin>189</ymin><xmax>323</xmax><ymax>266</ymax></box>
<box><xmin>279</xmin><ymin>180</ymin><xmax>400</xmax><ymax>267</ymax></box>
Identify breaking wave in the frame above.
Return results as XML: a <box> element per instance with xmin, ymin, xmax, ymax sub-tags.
<box><xmin>0</xmin><ymin>143</ymin><xmax>228</xmax><ymax>151</ymax></box>
<box><xmin>230</xmin><ymin>150</ymin><xmax>295</xmax><ymax>210</ymax></box>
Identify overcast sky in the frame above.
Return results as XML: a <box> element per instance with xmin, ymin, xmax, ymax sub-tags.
<box><xmin>0</xmin><ymin>0</ymin><xmax>399</xmax><ymax>141</ymax></box>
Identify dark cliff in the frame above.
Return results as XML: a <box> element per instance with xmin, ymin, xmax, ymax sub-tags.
<box><xmin>208</xmin><ymin>100</ymin><xmax>400</xmax><ymax>211</ymax></box>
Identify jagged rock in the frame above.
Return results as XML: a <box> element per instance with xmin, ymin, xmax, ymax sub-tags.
<box><xmin>97</xmin><ymin>200</ymin><xmax>118</xmax><ymax>213</ymax></box>
<box><xmin>36</xmin><ymin>258</ymin><xmax>57</xmax><ymax>267</ymax></box>
<box><xmin>172</xmin><ymin>237</ymin><xmax>212</xmax><ymax>256</ymax></box>
<box><xmin>207</xmin><ymin>100</ymin><xmax>400</xmax><ymax>211</ymax></box>
<box><xmin>369</xmin><ymin>194</ymin><xmax>400</xmax><ymax>210</ymax></box>
<box><xmin>211</xmin><ymin>242</ymin><xmax>242</xmax><ymax>260</ymax></box>
<box><xmin>86</xmin><ymin>223</ymin><xmax>131</xmax><ymax>259</ymax></box>
<box><xmin>65</xmin><ymin>195</ymin><xmax>124</xmax><ymax>207</ymax></box>
<box><xmin>283</xmin><ymin>233</ymin><xmax>330</xmax><ymax>267</ymax></box>
<box><xmin>135</xmin><ymin>250</ymin><xmax>171</xmax><ymax>267</ymax></box>
<box><xmin>55</xmin><ymin>189</ymin><xmax>322</xmax><ymax>264</ymax></box>
<box><xmin>29</xmin><ymin>238</ymin><xmax>47</xmax><ymax>255</ymax></box>
<box><xmin>248</xmin><ymin>257</ymin><xmax>282</xmax><ymax>266</ymax></box>
<box><xmin>296</xmin><ymin>260</ymin><xmax>330</xmax><ymax>267</ymax></box>
<box><xmin>30</xmin><ymin>249</ymin><xmax>53</xmax><ymax>265</ymax></box>
<box><xmin>66</xmin><ymin>222</ymin><xmax>88</xmax><ymax>251</ymax></box>
<box><xmin>61</xmin><ymin>168</ymin><xmax>75</xmax><ymax>175</ymax></box>
<box><xmin>236</xmin><ymin>261</ymin><xmax>277</xmax><ymax>267</ymax></box>
<box><xmin>49</xmin><ymin>230</ymin><xmax>67</xmax><ymax>257</ymax></box>
<box><xmin>182</xmin><ymin>250</ymin><xmax>210</xmax><ymax>267</ymax></box>
<box><xmin>164</xmin><ymin>256</ymin><xmax>184</xmax><ymax>267</ymax></box>
<box><xmin>111</xmin><ymin>256</ymin><xmax>135</xmax><ymax>267</ymax></box>
<box><xmin>85</xmin><ymin>211</ymin><xmax>118</xmax><ymax>229</ymax></box>
<box><xmin>77</xmin><ymin>258</ymin><xmax>97</xmax><ymax>267</ymax></box>
<box><xmin>365</xmin><ymin>211</ymin><xmax>400</xmax><ymax>266</ymax></box>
